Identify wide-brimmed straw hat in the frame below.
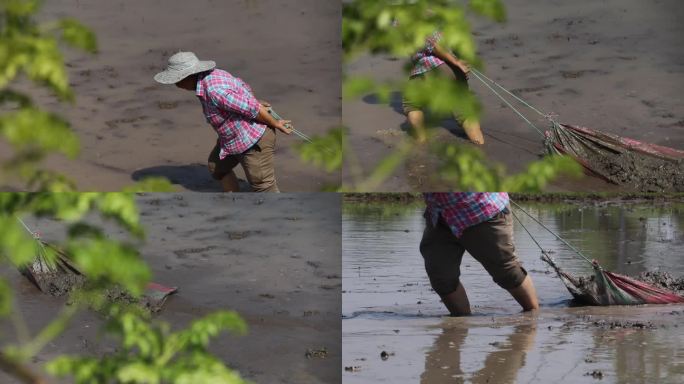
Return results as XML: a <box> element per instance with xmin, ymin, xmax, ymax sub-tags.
<box><xmin>154</xmin><ymin>51</ymin><xmax>216</xmax><ymax>84</ymax></box>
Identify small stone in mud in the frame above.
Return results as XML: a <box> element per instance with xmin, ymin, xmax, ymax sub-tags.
<box><xmin>380</xmin><ymin>350</ymin><xmax>394</xmax><ymax>360</ymax></box>
<box><xmin>585</xmin><ymin>370</ymin><xmax>604</xmax><ymax>379</ymax></box>
<box><xmin>305</xmin><ymin>348</ymin><xmax>327</xmax><ymax>359</ymax></box>
<box><xmin>345</xmin><ymin>366</ymin><xmax>361</xmax><ymax>372</ymax></box>
<box><xmin>259</xmin><ymin>293</ymin><xmax>275</xmax><ymax>299</ymax></box>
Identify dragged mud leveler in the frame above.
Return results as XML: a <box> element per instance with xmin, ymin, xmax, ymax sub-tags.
<box><xmin>16</xmin><ymin>218</ymin><xmax>177</xmax><ymax>312</ymax></box>
<box><xmin>510</xmin><ymin>201</ymin><xmax>684</xmax><ymax>306</ymax></box>
<box><xmin>470</xmin><ymin>69</ymin><xmax>684</xmax><ymax>192</ymax></box>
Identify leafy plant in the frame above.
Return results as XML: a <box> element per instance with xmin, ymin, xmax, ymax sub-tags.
<box><xmin>48</xmin><ymin>310</ymin><xmax>248</xmax><ymax>384</ymax></box>
<box><xmin>1</xmin><ymin>2</ymin><xmax>244</xmax><ymax>383</ymax></box>
<box><xmin>0</xmin><ymin>193</ymin><xmax>249</xmax><ymax>383</ymax></box>
<box><xmin>0</xmin><ymin>0</ymin><xmax>171</xmax><ymax>192</ymax></box>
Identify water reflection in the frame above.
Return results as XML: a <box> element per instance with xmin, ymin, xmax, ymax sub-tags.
<box><xmin>421</xmin><ymin>321</ymin><xmax>537</xmax><ymax>384</ymax></box>
<box><xmin>343</xmin><ymin>200</ymin><xmax>684</xmax><ymax>383</ymax></box>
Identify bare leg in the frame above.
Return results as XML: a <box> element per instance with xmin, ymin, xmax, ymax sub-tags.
<box><xmin>220</xmin><ymin>171</ymin><xmax>240</xmax><ymax>192</ymax></box>
<box><xmin>507</xmin><ymin>275</ymin><xmax>539</xmax><ymax>312</ymax></box>
<box><xmin>407</xmin><ymin>110</ymin><xmax>427</xmax><ymax>143</ymax></box>
<box><xmin>462</xmin><ymin>118</ymin><xmax>484</xmax><ymax>145</ymax></box>
<box><xmin>441</xmin><ymin>282</ymin><xmax>472</xmax><ymax>316</ymax></box>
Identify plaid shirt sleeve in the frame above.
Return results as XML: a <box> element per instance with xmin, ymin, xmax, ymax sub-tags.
<box><xmin>207</xmin><ymin>83</ymin><xmax>260</xmax><ymax>119</ymax></box>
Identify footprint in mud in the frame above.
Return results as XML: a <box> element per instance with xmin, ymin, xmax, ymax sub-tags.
<box><xmin>305</xmin><ymin>348</ymin><xmax>328</xmax><ymax>359</ymax></box>
<box><xmin>319</xmin><ymin>284</ymin><xmax>341</xmax><ymax>291</ymax></box>
<box><xmin>105</xmin><ymin>116</ymin><xmax>148</xmax><ymax>129</ymax></box>
<box><xmin>173</xmin><ymin>246</ymin><xmax>217</xmax><ymax>259</ymax></box>
<box><xmin>559</xmin><ymin>88</ymin><xmax>581</xmax><ymax>96</ymax></box>
<box><xmin>225</xmin><ymin>230</ymin><xmax>260</xmax><ymax>240</ymax></box>
<box><xmin>560</xmin><ymin>69</ymin><xmax>608</xmax><ymax>79</ymax></box>
<box><xmin>511</xmin><ymin>85</ymin><xmax>552</xmax><ymax>94</ymax></box>
<box><xmin>157</xmin><ymin>101</ymin><xmax>179</xmax><ymax>110</ymax></box>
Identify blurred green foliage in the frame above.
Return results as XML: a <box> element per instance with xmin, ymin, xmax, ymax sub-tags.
<box><xmin>294</xmin><ymin>127</ymin><xmax>345</xmax><ymax>173</ymax></box>
<box><xmin>1</xmin><ymin>1</ymin><xmax>243</xmax><ymax>382</ymax></box>
<box><xmin>48</xmin><ymin>310</ymin><xmax>248</xmax><ymax>384</ymax></box>
<box><xmin>436</xmin><ymin>142</ymin><xmax>582</xmax><ymax>192</ymax></box>
<box><xmin>0</xmin><ymin>0</ymin><xmax>171</xmax><ymax>191</ymax></box>
<box><xmin>340</xmin><ymin>0</ymin><xmax>582</xmax><ymax>191</ymax></box>
<box><xmin>0</xmin><ymin>193</ymin><xmax>249</xmax><ymax>383</ymax></box>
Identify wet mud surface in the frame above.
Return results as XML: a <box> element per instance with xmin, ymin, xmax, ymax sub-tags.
<box><xmin>1</xmin><ymin>194</ymin><xmax>341</xmax><ymax>384</ymax></box>
<box><xmin>343</xmin><ymin>200</ymin><xmax>684</xmax><ymax>383</ymax></box>
<box><xmin>547</xmin><ymin>127</ymin><xmax>684</xmax><ymax>192</ymax></box>
<box><xmin>636</xmin><ymin>271</ymin><xmax>684</xmax><ymax>295</ymax></box>
<box><xmin>0</xmin><ymin>0</ymin><xmax>341</xmax><ymax>192</ymax></box>
<box><xmin>343</xmin><ymin>0</ymin><xmax>684</xmax><ymax>192</ymax></box>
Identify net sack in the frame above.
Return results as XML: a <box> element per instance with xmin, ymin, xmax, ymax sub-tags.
<box><xmin>541</xmin><ymin>252</ymin><xmax>684</xmax><ymax>306</ymax></box>
<box><xmin>545</xmin><ymin>122</ymin><xmax>684</xmax><ymax>192</ymax></box>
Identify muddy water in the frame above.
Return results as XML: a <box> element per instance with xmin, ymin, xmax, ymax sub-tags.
<box><xmin>342</xmin><ymin>201</ymin><xmax>684</xmax><ymax>383</ymax></box>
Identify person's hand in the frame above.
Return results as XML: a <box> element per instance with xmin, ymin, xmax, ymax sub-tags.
<box><xmin>456</xmin><ymin>60</ymin><xmax>470</xmax><ymax>76</ymax></box>
<box><xmin>274</xmin><ymin>120</ymin><xmax>293</xmax><ymax>135</ymax></box>
<box><xmin>260</xmin><ymin>100</ymin><xmax>271</xmax><ymax>107</ymax></box>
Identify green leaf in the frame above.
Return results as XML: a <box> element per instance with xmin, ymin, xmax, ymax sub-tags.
<box><xmin>123</xmin><ymin>177</ymin><xmax>176</xmax><ymax>193</ymax></box>
<box><xmin>294</xmin><ymin>127</ymin><xmax>344</xmax><ymax>173</ymax></box>
<box><xmin>469</xmin><ymin>0</ymin><xmax>507</xmax><ymax>22</ymax></box>
<box><xmin>0</xmin><ymin>216</ymin><xmax>39</xmax><ymax>267</ymax></box>
<box><xmin>502</xmin><ymin>155</ymin><xmax>583</xmax><ymax>192</ymax></box>
<box><xmin>66</xmin><ymin>238</ymin><xmax>151</xmax><ymax>296</ymax></box>
<box><xmin>58</xmin><ymin>19</ymin><xmax>98</xmax><ymax>53</ymax></box>
<box><xmin>0</xmin><ymin>279</ymin><xmax>12</xmax><ymax>316</ymax></box>
<box><xmin>0</xmin><ymin>108</ymin><xmax>80</xmax><ymax>158</ymax></box>
<box><xmin>342</xmin><ymin>76</ymin><xmax>376</xmax><ymax>100</ymax></box>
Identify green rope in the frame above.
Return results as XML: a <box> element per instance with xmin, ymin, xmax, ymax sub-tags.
<box><xmin>469</xmin><ymin>70</ymin><xmax>545</xmax><ymax>137</ymax></box>
<box><xmin>510</xmin><ymin>200</ymin><xmax>594</xmax><ymax>266</ymax></box>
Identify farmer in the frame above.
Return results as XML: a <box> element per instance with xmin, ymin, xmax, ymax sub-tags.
<box><xmin>403</xmin><ymin>30</ymin><xmax>485</xmax><ymax>144</ymax></box>
<box><xmin>154</xmin><ymin>51</ymin><xmax>292</xmax><ymax>192</ymax></box>
<box><xmin>420</xmin><ymin>192</ymin><xmax>539</xmax><ymax>316</ymax></box>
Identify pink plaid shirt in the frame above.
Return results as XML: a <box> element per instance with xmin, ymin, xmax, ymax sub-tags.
<box><xmin>409</xmin><ymin>31</ymin><xmax>446</xmax><ymax>78</ymax></box>
<box><xmin>424</xmin><ymin>193</ymin><xmax>510</xmax><ymax>238</ymax></box>
<box><xmin>196</xmin><ymin>69</ymin><xmax>266</xmax><ymax>157</ymax></box>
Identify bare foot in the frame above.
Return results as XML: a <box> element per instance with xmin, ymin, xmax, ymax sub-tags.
<box><xmin>463</xmin><ymin>119</ymin><xmax>485</xmax><ymax>145</ymax></box>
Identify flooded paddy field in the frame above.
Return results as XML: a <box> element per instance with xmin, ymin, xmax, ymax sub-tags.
<box><xmin>342</xmin><ymin>199</ymin><xmax>684</xmax><ymax>383</ymax></box>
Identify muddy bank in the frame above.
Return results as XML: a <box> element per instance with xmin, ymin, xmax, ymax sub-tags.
<box><xmin>1</xmin><ymin>193</ymin><xmax>342</xmax><ymax>384</ymax></box>
<box><xmin>343</xmin><ymin>0</ymin><xmax>684</xmax><ymax>192</ymax></box>
<box><xmin>342</xmin><ymin>192</ymin><xmax>684</xmax><ymax>204</ymax></box>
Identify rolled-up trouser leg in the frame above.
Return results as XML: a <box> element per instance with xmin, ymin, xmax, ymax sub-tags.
<box><xmin>419</xmin><ymin>215</ymin><xmax>466</xmax><ymax>296</ymax></box>
<box><xmin>241</xmin><ymin>127</ymin><xmax>279</xmax><ymax>193</ymax></box>
<box><xmin>457</xmin><ymin>208</ymin><xmax>527</xmax><ymax>290</ymax></box>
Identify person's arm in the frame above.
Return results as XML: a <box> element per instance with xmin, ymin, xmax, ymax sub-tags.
<box><xmin>255</xmin><ymin>105</ymin><xmax>292</xmax><ymax>135</ymax></box>
<box><xmin>432</xmin><ymin>44</ymin><xmax>470</xmax><ymax>76</ymax></box>
<box><xmin>208</xmin><ymin>87</ymin><xmax>291</xmax><ymax>134</ymax></box>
